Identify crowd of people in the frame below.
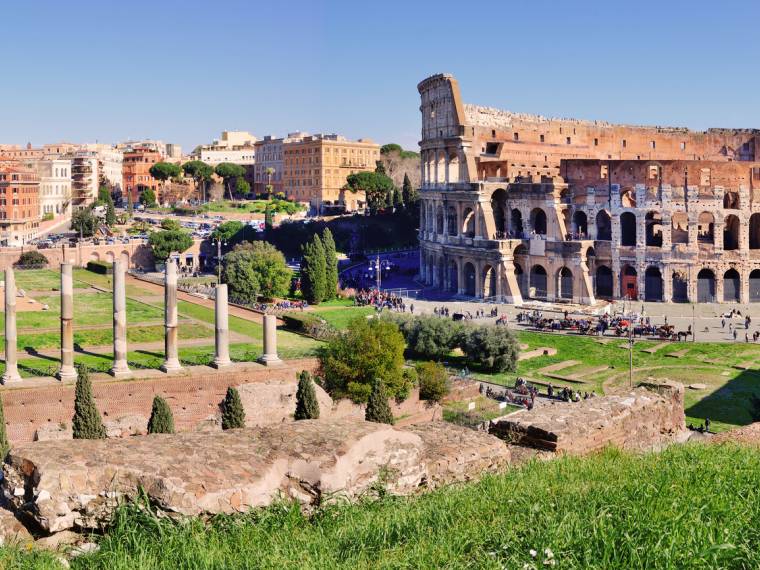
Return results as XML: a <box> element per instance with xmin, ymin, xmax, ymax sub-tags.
<box><xmin>354</xmin><ymin>288</ymin><xmax>408</xmax><ymax>312</ymax></box>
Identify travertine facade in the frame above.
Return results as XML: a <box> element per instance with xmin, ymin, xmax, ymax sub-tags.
<box><xmin>418</xmin><ymin>74</ymin><xmax>760</xmax><ymax>304</ymax></box>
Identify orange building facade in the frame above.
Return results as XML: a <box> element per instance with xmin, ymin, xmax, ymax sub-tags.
<box><xmin>122</xmin><ymin>148</ymin><xmax>161</xmax><ymax>204</ymax></box>
<box><xmin>0</xmin><ymin>163</ymin><xmax>41</xmax><ymax>246</ymax></box>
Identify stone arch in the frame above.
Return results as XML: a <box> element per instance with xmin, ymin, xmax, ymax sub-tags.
<box><xmin>105</xmin><ymin>251</ymin><xmax>115</xmax><ymax>263</ymax></box>
<box><xmin>89</xmin><ymin>252</ymin><xmax>100</xmax><ymax>262</ymax></box>
<box><xmin>698</xmin><ymin>212</ymin><xmax>714</xmax><ymax>243</ymax></box>
<box><xmin>446</xmin><ymin>205</ymin><xmax>457</xmax><ymax>236</ymax></box>
<box><xmin>463</xmin><ymin>262</ymin><xmax>476</xmax><ymax>296</ymax></box>
<box><xmin>447</xmin><ymin>151</ymin><xmax>460</xmax><ymax>183</ymax></box>
<box><xmin>620</xmin><ymin>188</ymin><xmax>636</xmax><ymax>208</ymax></box>
<box><xmin>595</xmin><ymin>265</ymin><xmax>613</xmax><ymax>298</ymax></box>
<box><xmin>436</xmin><ymin>151</ymin><xmax>446</xmax><ymax>184</ymax></box>
<box><xmin>750</xmin><ymin>269</ymin><xmax>760</xmax><ymax>302</ymax></box>
<box><xmin>490</xmin><ymin>189</ymin><xmax>508</xmax><ymax>236</ymax></box>
<box><xmin>750</xmin><ymin>213</ymin><xmax>760</xmax><ymax>249</ymax></box>
<box><xmin>448</xmin><ymin>259</ymin><xmax>458</xmax><ymax>292</ymax></box>
<box><xmin>645</xmin><ymin>211</ymin><xmax>663</xmax><ymax>247</ymax></box>
<box><xmin>595</xmin><ymin>210</ymin><xmax>612</xmax><ymax>241</ymax></box>
<box><xmin>530</xmin><ymin>207</ymin><xmax>547</xmax><ymax>235</ymax></box>
<box><xmin>671</xmin><ymin>270</ymin><xmax>688</xmax><ymax>302</ymax></box>
<box><xmin>557</xmin><ymin>266</ymin><xmax>573</xmax><ymax>299</ymax></box>
<box><xmin>530</xmin><ymin>264</ymin><xmax>547</xmax><ymax>299</ymax></box>
<box><xmin>436</xmin><ymin>205</ymin><xmax>444</xmax><ymax>234</ymax></box>
<box><xmin>514</xmin><ymin>261</ymin><xmax>528</xmax><ymax>298</ymax></box>
<box><xmin>462</xmin><ymin>207</ymin><xmax>475</xmax><ymax>237</ymax></box>
<box><xmin>572</xmin><ymin>210</ymin><xmax>587</xmax><ymax>238</ymax></box>
<box><xmin>510</xmin><ymin>208</ymin><xmax>523</xmax><ymax>237</ymax></box>
<box><xmin>723</xmin><ymin>190</ymin><xmax>740</xmax><ymax>209</ymax></box>
<box><xmin>724</xmin><ymin>214</ymin><xmax>740</xmax><ymax>250</ymax></box>
<box><xmin>697</xmin><ymin>268</ymin><xmax>716</xmax><ymax>303</ymax></box>
<box><xmin>483</xmin><ymin>264</ymin><xmax>496</xmax><ymax>298</ymax></box>
<box><xmin>671</xmin><ymin>212</ymin><xmax>689</xmax><ymax>244</ymax></box>
<box><xmin>644</xmin><ymin>266</ymin><xmax>663</xmax><ymax>301</ymax></box>
<box><xmin>724</xmin><ymin>268</ymin><xmax>740</xmax><ymax>303</ymax></box>
<box><xmin>620</xmin><ymin>212</ymin><xmax>636</xmax><ymax>246</ymax></box>
<box><xmin>621</xmin><ymin>264</ymin><xmax>638</xmax><ymax>299</ymax></box>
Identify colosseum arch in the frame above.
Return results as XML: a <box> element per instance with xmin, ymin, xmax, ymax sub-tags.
<box><xmin>462</xmin><ymin>208</ymin><xmax>475</xmax><ymax>237</ymax></box>
<box><xmin>447</xmin><ymin>259</ymin><xmax>458</xmax><ymax>292</ymax></box>
<box><xmin>750</xmin><ymin>269</ymin><xmax>760</xmax><ymax>302</ymax></box>
<box><xmin>463</xmin><ymin>262</ymin><xmax>476</xmax><ymax>296</ymax></box>
<box><xmin>510</xmin><ymin>209</ymin><xmax>523</xmax><ymax>237</ymax></box>
<box><xmin>482</xmin><ymin>264</ymin><xmax>496</xmax><ymax>297</ymax></box>
<box><xmin>595</xmin><ymin>265</ymin><xmax>613</xmax><ymax>298</ymax></box>
<box><xmin>572</xmin><ymin>210</ymin><xmax>588</xmax><ymax>238</ymax></box>
<box><xmin>490</xmin><ymin>189</ymin><xmax>508</xmax><ymax>236</ymax></box>
<box><xmin>645</xmin><ymin>211</ymin><xmax>663</xmax><ymax>247</ymax></box>
<box><xmin>671</xmin><ymin>212</ymin><xmax>689</xmax><ymax>245</ymax></box>
<box><xmin>530</xmin><ymin>264</ymin><xmax>547</xmax><ymax>298</ymax></box>
<box><xmin>595</xmin><ymin>210</ymin><xmax>612</xmax><ymax>241</ymax></box>
<box><xmin>447</xmin><ymin>151</ymin><xmax>460</xmax><ymax>183</ymax></box>
<box><xmin>514</xmin><ymin>262</ymin><xmax>528</xmax><ymax>298</ymax></box>
<box><xmin>621</xmin><ymin>264</ymin><xmax>638</xmax><ymax>299</ymax></box>
<box><xmin>557</xmin><ymin>267</ymin><xmax>573</xmax><ymax>299</ymax></box>
<box><xmin>620</xmin><ymin>212</ymin><xmax>636</xmax><ymax>246</ymax></box>
<box><xmin>672</xmin><ymin>271</ymin><xmax>689</xmax><ymax>302</ymax></box>
<box><xmin>698</xmin><ymin>212</ymin><xmax>715</xmax><ymax>243</ymax></box>
<box><xmin>644</xmin><ymin>266</ymin><xmax>663</xmax><ymax>301</ymax></box>
<box><xmin>750</xmin><ymin>213</ymin><xmax>760</xmax><ymax>249</ymax></box>
<box><xmin>724</xmin><ymin>214</ymin><xmax>740</xmax><ymax>250</ymax></box>
<box><xmin>723</xmin><ymin>190</ymin><xmax>740</xmax><ymax>210</ymax></box>
<box><xmin>530</xmin><ymin>208</ymin><xmax>547</xmax><ymax>235</ymax></box>
<box><xmin>697</xmin><ymin>268</ymin><xmax>716</xmax><ymax>302</ymax></box>
<box><xmin>724</xmin><ymin>268</ymin><xmax>741</xmax><ymax>303</ymax></box>
<box><xmin>620</xmin><ymin>188</ymin><xmax>636</xmax><ymax>208</ymax></box>
<box><xmin>446</xmin><ymin>206</ymin><xmax>458</xmax><ymax>236</ymax></box>
<box><xmin>436</xmin><ymin>205</ymin><xmax>444</xmax><ymax>234</ymax></box>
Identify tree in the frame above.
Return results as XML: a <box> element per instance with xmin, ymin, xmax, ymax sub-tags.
<box><xmin>380</xmin><ymin>143</ymin><xmax>403</xmax><ymax>155</ymax></box>
<box><xmin>72</xmin><ymin>364</ymin><xmax>106</xmax><ymax>439</ymax></box>
<box><xmin>294</xmin><ymin>370</ymin><xmax>320</xmax><ymax>420</ymax></box>
<box><xmin>264</xmin><ymin>203</ymin><xmax>274</xmax><ymax>231</ymax></box>
<box><xmin>97</xmin><ymin>186</ymin><xmax>111</xmax><ymax>204</ymax></box>
<box><xmin>235</xmin><ymin>177</ymin><xmax>251</xmax><ymax>198</ymax></box>
<box><xmin>15</xmin><ymin>250</ymin><xmax>48</xmax><ymax>268</ymax></box>
<box><xmin>318</xmin><ymin>316</ymin><xmax>408</xmax><ymax>403</ymax></box>
<box><xmin>182</xmin><ymin>160</ymin><xmax>214</xmax><ymax>202</ymax></box>
<box><xmin>71</xmin><ymin>208</ymin><xmax>98</xmax><ymax>237</ymax></box>
<box><xmin>402</xmin><ymin>173</ymin><xmax>418</xmax><ymax>208</ymax></box>
<box><xmin>321</xmin><ymin>228</ymin><xmax>338</xmax><ymax>301</ymax></box>
<box><xmin>211</xmin><ymin>220</ymin><xmax>244</xmax><ymax>242</ymax></box>
<box><xmin>140</xmin><ymin>188</ymin><xmax>157</xmax><ymax>208</ymax></box>
<box><xmin>345</xmin><ymin>171</ymin><xmax>396</xmax><ymax>215</ymax></box>
<box><xmin>460</xmin><ymin>325</ymin><xmax>519</xmax><ymax>373</ymax></box>
<box><xmin>147</xmin><ymin>395</ymin><xmax>175</xmax><ymax>434</ymax></box>
<box><xmin>0</xmin><ymin>395</ymin><xmax>9</xmax><ymax>460</ymax></box>
<box><xmin>160</xmin><ymin>218</ymin><xmax>182</xmax><ymax>231</ymax></box>
<box><xmin>149</xmin><ymin>229</ymin><xmax>193</xmax><ymax>261</ymax></box>
<box><xmin>365</xmin><ymin>380</ymin><xmax>394</xmax><ymax>425</ymax></box>
<box><xmin>393</xmin><ymin>188</ymin><xmax>403</xmax><ymax>208</ymax></box>
<box><xmin>105</xmin><ymin>194</ymin><xmax>117</xmax><ymax>227</ymax></box>
<box><xmin>375</xmin><ymin>161</ymin><xmax>387</xmax><ymax>175</ymax></box>
<box><xmin>223</xmin><ymin>241</ymin><xmax>291</xmax><ymax>302</ymax></box>
<box><xmin>214</xmin><ymin>163</ymin><xmax>247</xmax><ymax>201</ymax></box>
<box><xmin>221</xmin><ymin>386</ymin><xmax>245</xmax><ymax>429</ymax></box>
<box><xmin>149</xmin><ymin>162</ymin><xmax>182</xmax><ymax>204</ymax></box>
<box><xmin>391</xmin><ymin>314</ymin><xmax>462</xmax><ymax>360</ymax></box>
<box><xmin>300</xmin><ymin>234</ymin><xmax>326</xmax><ymax>304</ymax></box>
<box><xmin>416</xmin><ymin>361</ymin><xmax>450</xmax><ymax>403</ymax></box>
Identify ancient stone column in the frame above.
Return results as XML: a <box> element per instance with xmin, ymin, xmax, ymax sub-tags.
<box><xmin>258</xmin><ymin>313</ymin><xmax>282</xmax><ymax>366</ymax></box>
<box><xmin>2</xmin><ymin>268</ymin><xmax>21</xmax><ymax>384</ymax></box>
<box><xmin>58</xmin><ymin>262</ymin><xmax>77</xmax><ymax>382</ymax></box>
<box><xmin>110</xmin><ymin>261</ymin><xmax>131</xmax><ymax>377</ymax></box>
<box><xmin>160</xmin><ymin>259</ymin><xmax>183</xmax><ymax>373</ymax></box>
<box><xmin>212</xmin><ymin>284</ymin><xmax>231</xmax><ymax>368</ymax></box>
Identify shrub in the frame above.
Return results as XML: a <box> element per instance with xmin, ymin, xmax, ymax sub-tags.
<box><xmin>86</xmin><ymin>260</ymin><xmax>113</xmax><ymax>275</ymax></box>
<box><xmin>281</xmin><ymin>312</ymin><xmax>337</xmax><ymax>341</ymax></box>
<box><xmin>460</xmin><ymin>325</ymin><xmax>519</xmax><ymax>373</ymax></box>
<box><xmin>149</xmin><ymin>229</ymin><xmax>193</xmax><ymax>262</ymax></box>
<box><xmin>416</xmin><ymin>361</ymin><xmax>450</xmax><ymax>403</ymax></box>
<box><xmin>392</xmin><ymin>314</ymin><xmax>462</xmax><ymax>360</ymax></box>
<box><xmin>365</xmin><ymin>380</ymin><xmax>394</xmax><ymax>425</ymax></box>
<box><xmin>72</xmin><ymin>364</ymin><xmax>106</xmax><ymax>439</ymax></box>
<box><xmin>15</xmin><ymin>250</ymin><xmax>48</xmax><ymax>269</ymax></box>
<box><xmin>318</xmin><ymin>316</ymin><xmax>408</xmax><ymax>403</ymax></box>
<box><xmin>223</xmin><ymin>241</ymin><xmax>291</xmax><ymax>303</ymax></box>
<box><xmin>147</xmin><ymin>395</ymin><xmax>175</xmax><ymax>434</ymax></box>
<box><xmin>221</xmin><ymin>387</ymin><xmax>245</xmax><ymax>430</ymax></box>
<box><xmin>294</xmin><ymin>371</ymin><xmax>320</xmax><ymax>420</ymax></box>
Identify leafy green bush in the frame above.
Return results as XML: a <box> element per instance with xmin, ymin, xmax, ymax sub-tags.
<box><xmin>365</xmin><ymin>380</ymin><xmax>394</xmax><ymax>425</ymax></box>
<box><xmin>72</xmin><ymin>364</ymin><xmax>106</xmax><ymax>439</ymax></box>
<box><xmin>86</xmin><ymin>260</ymin><xmax>113</xmax><ymax>275</ymax></box>
<box><xmin>223</xmin><ymin>241</ymin><xmax>291</xmax><ymax>303</ymax></box>
<box><xmin>15</xmin><ymin>250</ymin><xmax>48</xmax><ymax>268</ymax></box>
<box><xmin>281</xmin><ymin>313</ymin><xmax>337</xmax><ymax>341</ymax></box>
<box><xmin>416</xmin><ymin>361</ymin><xmax>450</xmax><ymax>403</ymax></box>
<box><xmin>389</xmin><ymin>314</ymin><xmax>462</xmax><ymax>360</ymax></box>
<box><xmin>294</xmin><ymin>370</ymin><xmax>320</xmax><ymax>420</ymax></box>
<box><xmin>147</xmin><ymin>395</ymin><xmax>175</xmax><ymax>434</ymax></box>
<box><xmin>221</xmin><ymin>387</ymin><xmax>245</xmax><ymax>430</ymax></box>
<box><xmin>460</xmin><ymin>324</ymin><xmax>519</xmax><ymax>372</ymax></box>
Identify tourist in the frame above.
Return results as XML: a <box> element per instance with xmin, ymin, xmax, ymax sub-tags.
<box><xmin>705</xmin><ymin>418</ymin><xmax>711</xmax><ymax>433</ymax></box>
<box><xmin>733</xmin><ymin>329</ymin><xmax>738</xmax><ymax>341</ymax></box>
<box><xmin>745</xmin><ymin>332</ymin><xmax>750</xmax><ymax>343</ymax></box>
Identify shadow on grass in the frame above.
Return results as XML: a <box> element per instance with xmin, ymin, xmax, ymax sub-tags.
<box><xmin>22</xmin><ymin>347</ymin><xmax>59</xmax><ymax>363</ymax></box>
<box><xmin>73</xmin><ymin>344</ymin><xmax>113</xmax><ymax>361</ymax></box>
<box><xmin>135</xmin><ymin>349</ymin><xmax>165</xmax><ymax>359</ymax></box>
<box><xmin>685</xmin><ymin>369</ymin><xmax>760</xmax><ymax>427</ymax></box>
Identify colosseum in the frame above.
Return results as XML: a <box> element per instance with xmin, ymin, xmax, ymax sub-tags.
<box><xmin>418</xmin><ymin>73</ymin><xmax>760</xmax><ymax>305</ymax></box>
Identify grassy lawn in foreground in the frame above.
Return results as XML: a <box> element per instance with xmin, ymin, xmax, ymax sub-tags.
<box><xmin>4</xmin><ymin>443</ymin><xmax>759</xmax><ymax>569</ymax></box>
<box><xmin>311</xmin><ymin>306</ymin><xmax>374</xmax><ymax>329</ymax></box>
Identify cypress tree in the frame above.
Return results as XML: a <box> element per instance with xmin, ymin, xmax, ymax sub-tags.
<box><xmin>147</xmin><ymin>395</ymin><xmax>175</xmax><ymax>434</ymax></box>
<box><xmin>321</xmin><ymin>228</ymin><xmax>338</xmax><ymax>301</ymax></box>
<box><xmin>105</xmin><ymin>194</ymin><xmax>117</xmax><ymax>226</ymax></box>
<box><xmin>72</xmin><ymin>364</ymin><xmax>106</xmax><ymax>439</ymax></box>
<box><xmin>393</xmin><ymin>188</ymin><xmax>403</xmax><ymax>208</ymax></box>
<box><xmin>221</xmin><ymin>386</ymin><xmax>246</xmax><ymax>430</ymax></box>
<box><xmin>365</xmin><ymin>380</ymin><xmax>394</xmax><ymax>425</ymax></box>
<box><xmin>300</xmin><ymin>234</ymin><xmax>326</xmax><ymax>304</ymax></box>
<box><xmin>294</xmin><ymin>370</ymin><xmax>320</xmax><ymax>420</ymax></box>
<box><xmin>0</xmin><ymin>395</ymin><xmax>9</xmax><ymax>461</ymax></box>
<box><xmin>402</xmin><ymin>173</ymin><xmax>417</xmax><ymax>207</ymax></box>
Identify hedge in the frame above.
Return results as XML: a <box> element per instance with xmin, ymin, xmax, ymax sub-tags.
<box><xmin>86</xmin><ymin>260</ymin><xmax>113</xmax><ymax>275</ymax></box>
<box><xmin>281</xmin><ymin>312</ymin><xmax>337</xmax><ymax>341</ymax></box>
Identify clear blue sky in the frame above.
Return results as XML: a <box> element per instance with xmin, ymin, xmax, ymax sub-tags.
<box><xmin>2</xmin><ymin>0</ymin><xmax>759</xmax><ymax>152</ymax></box>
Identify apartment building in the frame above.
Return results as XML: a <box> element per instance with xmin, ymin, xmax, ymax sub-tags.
<box><xmin>23</xmin><ymin>158</ymin><xmax>71</xmax><ymax>216</ymax></box>
<box><xmin>0</xmin><ymin>163</ymin><xmax>41</xmax><ymax>246</ymax></box>
<box><xmin>122</xmin><ymin>147</ymin><xmax>161</xmax><ymax>204</ymax></box>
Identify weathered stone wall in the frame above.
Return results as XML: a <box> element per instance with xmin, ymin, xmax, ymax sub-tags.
<box><xmin>2</xmin><ymin>419</ymin><xmax>510</xmax><ymax>535</ymax></box>
<box><xmin>489</xmin><ymin>382</ymin><xmax>685</xmax><ymax>454</ymax></box>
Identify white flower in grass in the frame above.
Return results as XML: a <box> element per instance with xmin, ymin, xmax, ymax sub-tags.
<box><xmin>543</xmin><ymin>559</ymin><xmax>556</xmax><ymax>566</ymax></box>
<box><xmin>529</xmin><ymin>549</ymin><xmax>537</xmax><ymax>558</ymax></box>
<box><xmin>544</xmin><ymin>548</ymin><xmax>554</xmax><ymax>559</ymax></box>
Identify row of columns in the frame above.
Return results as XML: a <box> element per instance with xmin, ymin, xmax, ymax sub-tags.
<box><xmin>1</xmin><ymin>261</ymin><xmax>281</xmax><ymax>384</ymax></box>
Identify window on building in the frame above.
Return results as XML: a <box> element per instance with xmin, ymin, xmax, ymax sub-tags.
<box><xmin>513</xmin><ymin>132</ymin><xmax>519</xmax><ymax>141</ymax></box>
<box><xmin>594</xmin><ymin>138</ymin><xmax>599</xmax><ymax>146</ymax></box>
<box><xmin>680</xmin><ymin>142</ymin><xmax>686</xmax><ymax>151</ymax></box>
<box><xmin>566</xmin><ymin>137</ymin><xmax>571</xmax><ymax>145</ymax></box>
<box><xmin>540</xmin><ymin>134</ymin><xmax>545</xmax><ymax>143</ymax></box>
<box><xmin>622</xmin><ymin>139</ymin><xmax>627</xmax><ymax>148</ymax></box>
<box><xmin>650</xmin><ymin>141</ymin><xmax>656</xmax><ymax>149</ymax></box>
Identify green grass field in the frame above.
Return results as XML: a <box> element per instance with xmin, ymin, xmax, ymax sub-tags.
<box><xmin>4</xmin><ymin>443</ymin><xmax>759</xmax><ymax>569</ymax></box>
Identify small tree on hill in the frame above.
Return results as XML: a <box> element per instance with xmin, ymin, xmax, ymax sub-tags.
<box><xmin>321</xmin><ymin>228</ymin><xmax>338</xmax><ymax>301</ymax></box>
<box><xmin>72</xmin><ymin>364</ymin><xmax>106</xmax><ymax>439</ymax></box>
<box><xmin>140</xmin><ymin>188</ymin><xmax>157</xmax><ymax>208</ymax></box>
<box><xmin>402</xmin><ymin>173</ymin><xmax>417</xmax><ymax>208</ymax></box>
<box><xmin>105</xmin><ymin>194</ymin><xmax>117</xmax><ymax>227</ymax></box>
<box><xmin>300</xmin><ymin>234</ymin><xmax>326</xmax><ymax>304</ymax></box>
<box><xmin>221</xmin><ymin>386</ymin><xmax>246</xmax><ymax>429</ymax></box>
<box><xmin>0</xmin><ymin>395</ymin><xmax>9</xmax><ymax>460</ymax></box>
<box><xmin>416</xmin><ymin>361</ymin><xmax>450</xmax><ymax>403</ymax></box>
<box><xmin>149</xmin><ymin>229</ymin><xmax>193</xmax><ymax>261</ymax></box>
<box><xmin>365</xmin><ymin>380</ymin><xmax>394</xmax><ymax>425</ymax></box>
<box><xmin>147</xmin><ymin>395</ymin><xmax>175</xmax><ymax>434</ymax></box>
<box><xmin>71</xmin><ymin>208</ymin><xmax>98</xmax><ymax>237</ymax></box>
<box><xmin>294</xmin><ymin>370</ymin><xmax>320</xmax><ymax>420</ymax></box>
<box><xmin>214</xmin><ymin>163</ymin><xmax>246</xmax><ymax>201</ymax></box>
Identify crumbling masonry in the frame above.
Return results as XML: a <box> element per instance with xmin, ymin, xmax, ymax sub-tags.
<box><xmin>418</xmin><ymin>73</ymin><xmax>760</xmax><ymax>304</ymax></box>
